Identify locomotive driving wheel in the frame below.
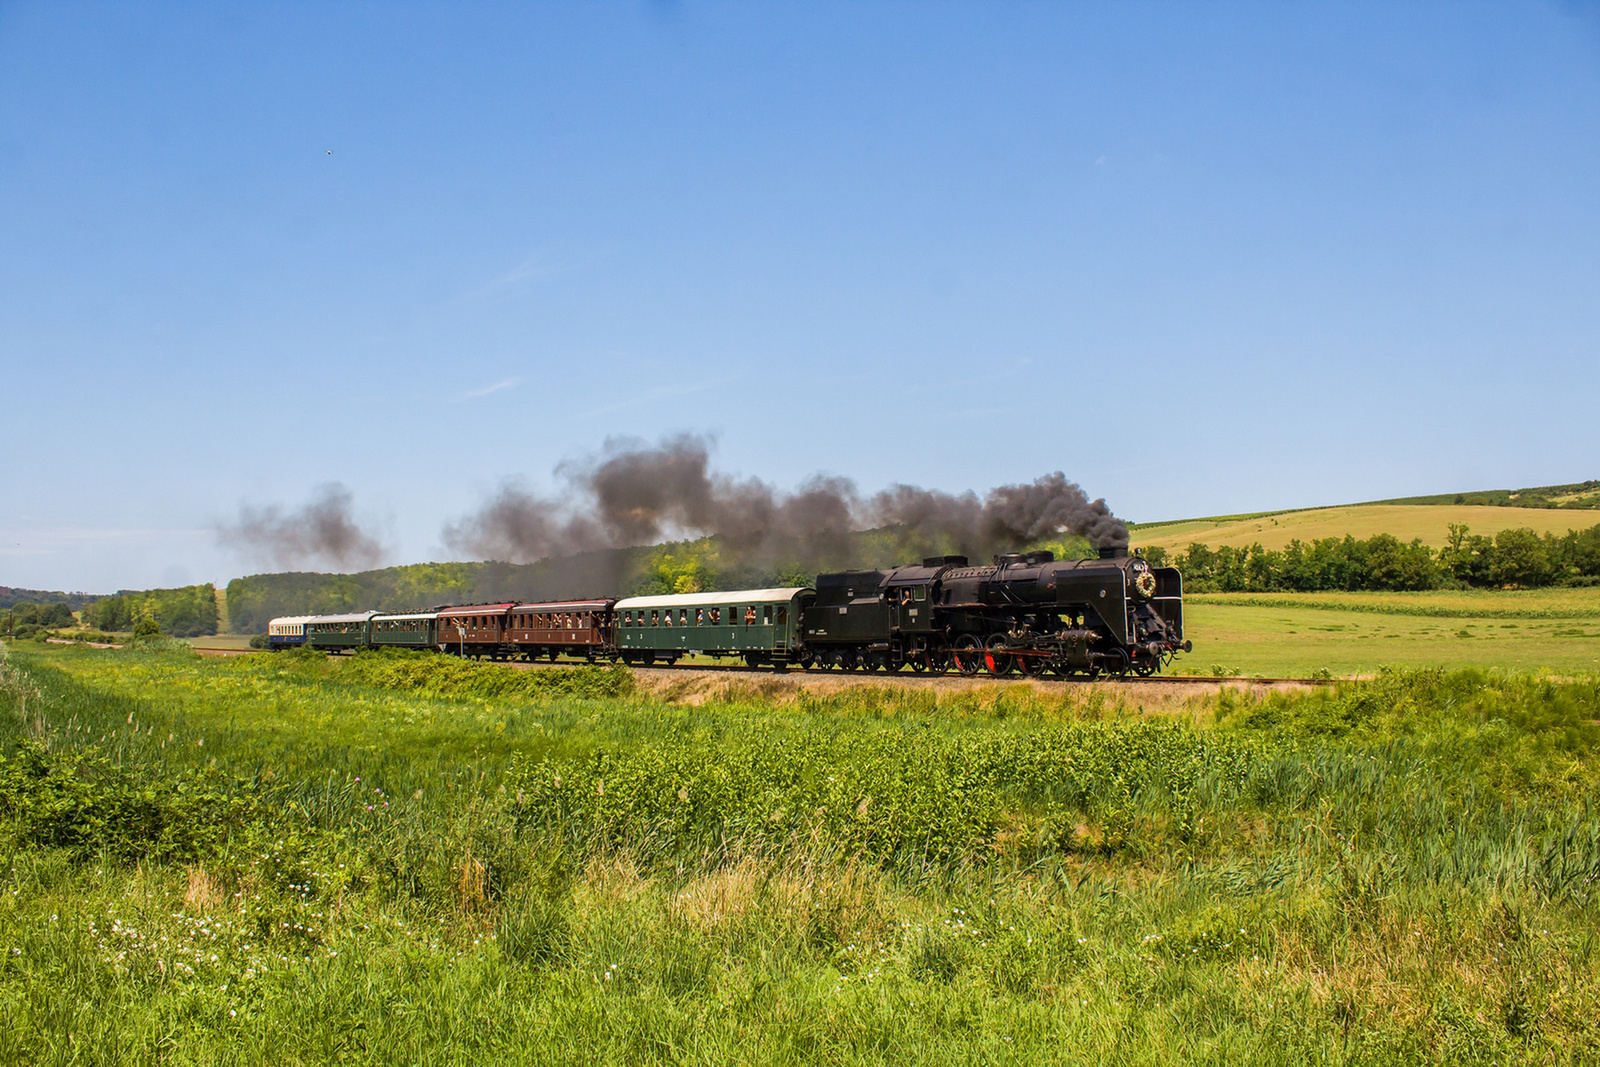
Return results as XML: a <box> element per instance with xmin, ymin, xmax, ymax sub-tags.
<box><xmin>952</xmin><ymin>635</ymin><xmax>983</xmax><ymax>675</ymax></box>
<box><xmin>984</xmin><ymin>634</ymin><xmax>1014</xmax><ymax>676</ymax></box>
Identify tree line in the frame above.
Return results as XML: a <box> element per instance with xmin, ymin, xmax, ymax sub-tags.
<box><xmin>1</xmin><ymin>602</ymin><xmax>76</xmax><ymax>640</ymax></box>
<box><xmin>1145</xmin><ymin>524</ymin><xmax>1600</xmax><ymax>593</ymax></box>
<box><xmin>80</xmin><ymin>585</ymin><xmax>219</xmax><ymax>638</ymax></box>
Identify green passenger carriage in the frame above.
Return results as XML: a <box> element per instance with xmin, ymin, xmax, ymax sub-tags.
<box><xmin>304</xmin><ymin>611</ymin><xmax>378</xmax><ymax>652</ymax></box>
<box><xmin>368</xmin><ymin>611</ymin><xmax>438</xmax><ymax>649</ymax></box>
<box><xmin>612</xmin><ymin>587</ymin><xmax>814</xmax><ymax>667</ymax></box>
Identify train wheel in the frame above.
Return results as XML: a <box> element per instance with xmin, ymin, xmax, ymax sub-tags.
<box><xmin>1134</xmin><ymin>659</ymin><xmax>1157</xmax><ymax>677</ymax></box>
<box><xmin>1015</xmin><ymin>653</ymin><xmax>1040</xmax><ymax>677</ymax></box>
<box><xmin>1105</xmin><ymin>649</ymin><xmax>1130</xmax><ymax>678</ymax></box>
<box><xmin>909</xmin><ymin>654</ymin><xmax>927</xmax><ymax>673</ymax></box>
<box><xmin>985</xmin><ymin>635</ymin><xmax>1014</xmax><ymax>676</ymax></box>
<box><xmin>953</xmin><ymin>635</ymin><xmax>983</xmax><ymax>676</ymax></box>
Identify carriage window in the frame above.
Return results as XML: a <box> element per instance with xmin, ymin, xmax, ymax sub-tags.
<box><xmin>709</xmin><ymin>607</ymin><xmax>720</xmax><ymax>625</ymax></box>
<box><xmin>744</xmin><ymin>606</ymin><xmax>756</xmax><ymax>626</ymax></box>
<box><xmin>650</xmin><ymin>610</ymin><xmax>660</xmax><ymax>627</ymax></box>
<box><xmin>694</xmin><ymin>608</ymin><xmax>703</xmax><ymax>626</ymax></box>
<box><xmin>776</xmin><ymin>607</ymin><xmax>787</xmax><ymax>625</ymax></box>
<box><xmin>763</xmin><ymin>605</ymin><xmax>772</xmax><ymax>625</ymax></box>
<box><xmin>914</xmin><ymin>587</ymin><xmax>926</xmax><ymax>601</ymax></box>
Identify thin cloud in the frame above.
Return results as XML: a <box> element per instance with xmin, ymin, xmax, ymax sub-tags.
<box><xmin>462</xmin><ymin>377</ymin><xmax>522</xmax><ymax>400</ymax></box>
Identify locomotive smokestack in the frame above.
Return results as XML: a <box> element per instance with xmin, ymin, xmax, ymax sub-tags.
<box><xmin>1098</xmin><ymin>545</ymin><xmax>1128</xmax><ymax>559</ymax></box>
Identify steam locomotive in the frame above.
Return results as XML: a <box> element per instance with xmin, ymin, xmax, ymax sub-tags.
<box><xmin>269</xmin><ymin>546</ymin><xmax>1190</xmax><ymax>678</ymax></box>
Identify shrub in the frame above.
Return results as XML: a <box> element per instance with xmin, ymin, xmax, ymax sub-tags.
<box><xmin>0</xmin><ymin>740</ymin><xmax>285</xmax><ymax>864</ymax></box>
<box><xmin>339</xmin><ymin>648</ymin><xmax>634</xmax><ymax>700</ymax></box>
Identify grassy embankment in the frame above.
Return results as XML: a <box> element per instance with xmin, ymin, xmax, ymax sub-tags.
<box><xmin>2</xmin><ymin>641</ymin><xmax>1599</xmax><ymax>1064</ymax></box>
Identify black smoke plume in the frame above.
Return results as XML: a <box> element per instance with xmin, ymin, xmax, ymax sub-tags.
<box><xmin>444</xmin><ymin>435</ymin><xmax>1128</xmax><ymax>568</ymax></box>
<box><xmin>219</xmin><ymin>483</ymin><xmax>385</xmax><ymax>571</ymax></box>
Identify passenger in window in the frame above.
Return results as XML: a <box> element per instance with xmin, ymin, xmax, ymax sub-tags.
<box><xmin>745</xmin><ymin>606</ymin><xmax>756</xmax><ymax>626</ymax></box>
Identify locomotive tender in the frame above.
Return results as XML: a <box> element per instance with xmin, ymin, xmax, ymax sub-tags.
<box><xmin>275</xmin><ymin>546</ymin><xmax>1189</xmax><ymax>678</ymax></box>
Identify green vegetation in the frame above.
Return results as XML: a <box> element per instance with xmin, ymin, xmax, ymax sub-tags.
<box><xmin>82</xmin><ymin>584</ymin><xmax>219</xmax><ymax>638</ymax></box>
<box><xmin>0</xmin><ymin>601</ymin><xmax>76</xmax><ymax>641</ymax></box>
<box><xmin>1155</xmin><ymin>525</ymin><xmax>1600</xmax><ymax>594</ymax></box>
<box><xmin>0</xmin><ymin>586</ymin><xmax>100</xmax><ymax>612</ymax></box>
<box><xmin>1367</xmin><ymin>479</ymin><xmax>1600</xmax><ymax>510</ymax></box>
<box><xmin>1</xmin><ymin>641</ymin><xmax>1598</xmax><ymax>1063</ymax></box>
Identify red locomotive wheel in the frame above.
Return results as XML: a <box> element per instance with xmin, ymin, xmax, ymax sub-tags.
<box><xmin>984</xmin><ymin>634</ymin><xmax>1014</xmax><ymax>676</ymax></box>
<box><xmin>953</xmin><ymin>635</ymin><xmax>983</xmax><ymax>676</ymax></box>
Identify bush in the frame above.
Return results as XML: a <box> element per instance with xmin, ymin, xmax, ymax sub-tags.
<box><xmin>0</xmin><ymin>740</ymin><xmax>285</xmax><ymax>864</ymax></box>
<box><xmin>339</xmin><ymin>648</ymin><xmax>634</xmax><ymax>700</ymax></box>
<box><xmin>131</xmin><ymin>615</ymin><xmax>161</xmax><ymax>639</ymax></box>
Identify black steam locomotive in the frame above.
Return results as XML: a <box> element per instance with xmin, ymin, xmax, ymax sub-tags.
<box><xmin>802</xmin><ymin>546</ymin><xmax>1190</xmax><ymax>677</ymax></box>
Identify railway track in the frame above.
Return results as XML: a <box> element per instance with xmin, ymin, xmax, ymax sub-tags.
<box><xmin>624</xmin><ymin>662</ymin><xmax>1332</xmax><ymax>686</ymax></box>
<box><xmin>193</xmin><ymin>644</ymin><xmax>1333</xmax><ymax>685</ymax></box>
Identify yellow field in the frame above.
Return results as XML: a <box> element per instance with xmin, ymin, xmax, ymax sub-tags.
<box><xmin>1131</xmin><ymin>504</ymin><xmax>1600</xmax><ymax>552</ymax></box>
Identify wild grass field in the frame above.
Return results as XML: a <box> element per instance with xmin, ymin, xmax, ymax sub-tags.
<box><xmin>1131</xmin><ymin>505</ymin><xmax>1600</xmax><ymax>553</ymax></box>
<box><xmin>1186</xmin><ymin>588</ymin><xmax>1600</xmax><ymax>678</ymax></box>
<box><xmin>2</xmin><ymin>640</ymin><xmax>1599</xmax><ymax>1064</ymax></box>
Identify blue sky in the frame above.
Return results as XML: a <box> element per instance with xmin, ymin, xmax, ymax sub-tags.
<box><xmin>3</xmin><ymin>1</ymin><xmax>1598</xmax><ymax>592</ymax></box>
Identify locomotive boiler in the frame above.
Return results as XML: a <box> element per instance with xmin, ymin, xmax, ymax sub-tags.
<box><xmin>801</xmin><ymin>546</ymin><xmax>1190</xmax><ymax>677</ymax></box>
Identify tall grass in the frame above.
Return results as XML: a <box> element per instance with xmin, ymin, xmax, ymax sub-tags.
<box><xmin>1</xmin><ymin>641</ymin><xmax>1598</xmax><ymax>1064</ymax></box>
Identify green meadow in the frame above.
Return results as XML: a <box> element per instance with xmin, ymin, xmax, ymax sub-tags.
<box><xmin>2</xmin><ymin>640</ymin><xmax>1599</xmax><ymax>1064</ymax></box>
<box><xmin>1184</xmin><ymin>589</ymin><xmax>1600</xmax><ymax>678</ymax></box>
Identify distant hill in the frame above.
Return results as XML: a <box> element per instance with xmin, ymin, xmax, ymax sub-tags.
<box><xmin>1130</xmin><ymin>504</ymin><xmax>1600</xmax><ymax>554</ymax></box>
<box><xmin>1129</xmin><ymin>480</ymin><xmax>1600</xmax><ymax>554</ymax></box>
<box><xmin>1363</xmin><ymin>480</ymin><xmax>1600</xmax><ymax>509</ymax></box>
<box><xmin>225</xmin><ymin>552</ymin><xmax>642</xmax><ymax>634</ymax></box>
<box><xmin>0</xmin><ymin>586</ymin><xmax>103</xmax><ymax>611</ymax></box>
<box><xmin>1130</xmin><ymin>480</ymin><xmax>1600</xmax><ymax>535</ymax></box>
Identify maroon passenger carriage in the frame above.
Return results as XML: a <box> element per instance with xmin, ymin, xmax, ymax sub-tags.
<box><xmin>506</xmin><ymin>599</ymin><xmax>615</xmax><ymax>661</ymax></box>
<box><xmin>436</xmin><ymin>603</ymin><xmax>514</xmax><ymax>658</ymax></box>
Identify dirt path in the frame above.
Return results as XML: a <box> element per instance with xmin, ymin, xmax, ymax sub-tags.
<box><xmin>622</xmin><ymin>664</ymin><xmax>1317</xmax><ymax>705</ymax></box>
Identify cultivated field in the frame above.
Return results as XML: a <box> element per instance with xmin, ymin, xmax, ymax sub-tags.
<box><xmin>2</xmin><ymin>641</ymin><xmax>1598</xmax><ymax>1064</ymax></box>
<box><xmin>1131</xmin><ymin>504</ymin><xmax>1600</xmax><ymax>553</ymax></box>
<box><xmin>1185</xmin><ymin>588</ymin><xmax>1600</xmax><ymax>678</ymax></box>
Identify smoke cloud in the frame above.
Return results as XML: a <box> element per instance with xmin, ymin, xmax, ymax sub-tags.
<box><xmin>219</xmin><ymin>483</ymin><xmax>385</xmax><ymax>571</ymax></box>
<box><xmin>444</xmin><ymin>435</ymin><xmax>1128</xmax><ymax>568</ymax></box>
